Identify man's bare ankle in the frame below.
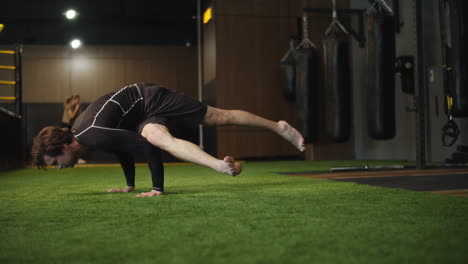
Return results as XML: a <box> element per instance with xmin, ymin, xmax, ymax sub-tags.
<box><xmin>216</xmin><ymin>160</ymin><xmax>227</xmax><ymax>174</ymax></box>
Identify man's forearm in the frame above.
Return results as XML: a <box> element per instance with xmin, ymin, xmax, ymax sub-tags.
<box><xmin>115</xmin><ymin>152</ymin><xmax>136</xmax><ymax>187</ymax></box>
<box><xmin>70</xmin><ymin>104</ymin><xmax>80</xmax><ymax>119</ymax></box>
<box><xmin>144</xmin><ymin>144</ymin><xmax>165</xmax><ymax>192</ymax></box>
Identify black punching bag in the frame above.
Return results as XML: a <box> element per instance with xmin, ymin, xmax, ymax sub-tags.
<box><xmin>295</xmin><ymin>13</ymin><xmax>319</xmax><ymax>144</ymax></box>
<box><xmin>442</xmin><ymin>0</ymin><xmax>468</xmax><ymax>117</ymax></box>
<box><xmin>366</xmin><ymin>4</ymin><xmax>396</xmax><ymax>139</ymax></box>
<box><xmin>295</xmin><ymin>47</ymin><xmax>319</xmax><ymax>144</ymax></box>
<box><xmin>324</xmin><ymin>29</ymin><xmax>351</xmax><ymax>142</ymax></box>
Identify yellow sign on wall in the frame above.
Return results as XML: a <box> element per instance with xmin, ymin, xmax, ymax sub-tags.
<box><xmin>203</xmin><ymin>8</ymin><xmax>212</xmax><ymax>24</ymax></box>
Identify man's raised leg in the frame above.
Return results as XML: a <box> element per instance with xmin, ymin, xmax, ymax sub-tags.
<box><xmin>203</xmin><ymin>106</ymin><xmax>305</xmax><ymax>151</ymax></box>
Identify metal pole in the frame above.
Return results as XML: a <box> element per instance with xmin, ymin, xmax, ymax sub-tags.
<box><xmin>415</xmin><ymin>0</ymin><xmax>427</xmax><ymax>169</ymax></box>
<box><xmin>197</xmin><ymin>0</ymin><xmax>204</xmax><ymax>149</ymax></box>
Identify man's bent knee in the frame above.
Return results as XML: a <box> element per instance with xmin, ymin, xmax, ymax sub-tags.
<box><xmin>141</xmin><ymin>123</ymin><xmax>173</xmax><ymax>149</ymax></box>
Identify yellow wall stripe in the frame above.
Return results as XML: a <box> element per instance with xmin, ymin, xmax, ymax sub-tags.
<box><xmin>0</xmin><ymin>80</ymin><xmax>16</xmax><ymax>85</ymax></box>
<box><xmin>0</xmin><ymin>96</ymin><xmax>16</xmax><ymax>100</ymax></box>
<box><xmin>0</xmin><ymin>50</ymin><xmax>15</xmax><ymax>55</ymax></box>
<box><xmin>0</xmin><ymin>65</ymin><xmax>15</xmax><ymax>70</ymax></box>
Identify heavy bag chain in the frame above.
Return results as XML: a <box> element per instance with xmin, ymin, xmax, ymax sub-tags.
<box><xmin>442</xmin><ymin>95</ymin><xmax>460</xmax><ymax>146</ymax></box>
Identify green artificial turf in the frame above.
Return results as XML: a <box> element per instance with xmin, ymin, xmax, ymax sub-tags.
<box><xmin>1</xmin><ymin>160</ymin><xmax>467</xmax><ymax>264</ymax></box>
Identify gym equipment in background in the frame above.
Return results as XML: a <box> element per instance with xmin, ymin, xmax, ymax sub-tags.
<box><xmin>323</xmin><ymin>0</ymin><xmax>352</xmax><ymax>143</ymax></box>
<box><xmin>295</xmin><ymin>13</ymin><xmax>320</xmax><ymax>144</ymax></box>
<box><xmin>366</xmin><ymin>0</ymin><xmax>396</xmax><ymax>140</ymax></box>
<box><xmin>440</xmin><ymin>0</ymin><xmax>468</xmax><ymax>118</ymax></box>
<box><xmin>0</xmin><ymin>45</ymin><xmax>22</xmax><ymax>118</ymax></box>
<box><xmin>282</xmin><ymin>7</ymin><xmax>365</xmax><ymax>144</ymax></box>
<box><xmin>395</xmin><ymin>56</ymin><xmax>415</xmax><ymax>95</ymax></box>
<box><xmin>439</xmin><ymin>0</ymin><xmax>467</xmax><ymax>147</ymax></box>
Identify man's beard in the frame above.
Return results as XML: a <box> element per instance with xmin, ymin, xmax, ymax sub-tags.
<box><xmin>68</xmin><ymin>146</ymin><xmax>88</xmax><ymax>167</ymax></box>
<box><xmin>74</xmin><ymin>145</ymin><xmax>88</xmax><ymax>158</ymax></box>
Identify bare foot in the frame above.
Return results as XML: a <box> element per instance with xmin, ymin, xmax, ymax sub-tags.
<box><xmin>219</xmin><ymin>156</ymin><xmax>242</xmax><ymax>176</ymax></box>
<box><xmin>135</xmin><ymin>190</ymin><xmax>164</xmax><ymax>197</ymax></box>
<box><xmin>277</xmin><ymin>121</ymin><xmax>305</xmax><ymax>152</ymax></box>
<box><xmin>108</xmin><ymin>186</ymin><xmax>135</xmax><ymax>193</ymax></box>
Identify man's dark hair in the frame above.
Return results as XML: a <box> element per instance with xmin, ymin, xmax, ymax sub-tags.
<box><xmin>31</xmin><ymin>126</ymin><xmax>74</xmax><ymax>169</ymax></box>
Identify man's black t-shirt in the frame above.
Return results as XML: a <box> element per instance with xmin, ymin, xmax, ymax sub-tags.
<box><xmin>72</xmin><ymin>83</ymin><xmax>206</xmax><ymax>152</ymax></box>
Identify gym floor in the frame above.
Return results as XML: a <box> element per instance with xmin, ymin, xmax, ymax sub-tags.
<box><xmin>1</xmin><ymin>160</ymin><xmax>467</xmax><ymax>264</ymax></box>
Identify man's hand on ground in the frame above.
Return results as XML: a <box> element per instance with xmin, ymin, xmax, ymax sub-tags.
<box><xmin>135</xmin><ymin>190</ymin><xmax>164</xmax><ymax>197</ymax></box>
<box><xmin>108</xmin><ymin>186</ymin><xmax>135</xmax><ymax>193</ymax></box>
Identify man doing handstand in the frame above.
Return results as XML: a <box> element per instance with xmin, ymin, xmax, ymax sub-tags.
<box><xmin>32</xmin><ymin>83</ymin><xmax>305</xmax><ymax>197</ymax></box>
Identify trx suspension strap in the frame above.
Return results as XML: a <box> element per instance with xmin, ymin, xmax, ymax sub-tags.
<box><xmin>439</xmin><ymin>0</ymin><xmax>466</xmax><ymax>146</ymax></box>
<box><xmin>442</xmin><ymin>96</ymin><xmax>460</xmax><ymax>146</ymax></box>
<box><xmin>440</xmin><ymin>0</ymin><xmax>468</xmax><ymax>118</ymax></box>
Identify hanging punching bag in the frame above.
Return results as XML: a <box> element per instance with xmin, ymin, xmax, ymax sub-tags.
<box><xmin>295</xmin><ymin>14</ymin><xmax>319</xmax><ymax>144</ymax></box>
<box><xmin>442</xmin><ymin>0</ymin><xmax>468</xmax><ymax>117</ymax></box>
<box><xmin>280</xmin><ymin>39</ymin><xmax>297</xmax><ymax>101</ymax></box>
<box><xmin>324</xmin><ymin>29</ymin><xmax>351</xmax><ymax>142</ymax></box>
<box><xmin>366</xmin><ymin>3</ymin><xmax>396</xmax><ymax>140</ymax></box>
<box><xmin>296</xmin><ymin>47</ymin><xmax>319</xmax><ymax>143</ymax></box>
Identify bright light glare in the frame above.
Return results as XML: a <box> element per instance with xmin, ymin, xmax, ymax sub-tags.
<box><xmin>70</xmin><ymin>39</ymin><xmax>82</xmax><ymax>49</ymax></box>
<box><xmin>65</xmin><ymin>9</ymin><xmax>78</xmax><ymax>20</ymax></box>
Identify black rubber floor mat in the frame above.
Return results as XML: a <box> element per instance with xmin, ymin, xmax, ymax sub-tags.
<box><xmin>334</xmin><ymin>173</ymin><xmax>468</xmax><ymax>191</ymax></box>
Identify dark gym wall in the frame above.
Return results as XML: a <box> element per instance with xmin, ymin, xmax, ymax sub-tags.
<box><xmin>203</xmin><ymin>0</ymin><xmax>355</xmax><ymax>160</ymax></box>
<box><xmin>22</xmin><ymin>45</ymin><xmax>198</xmax><ymax>103</ymax></box>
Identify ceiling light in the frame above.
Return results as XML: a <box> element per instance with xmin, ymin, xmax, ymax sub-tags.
<box><xmin>70</xmin><ymin>39</ymin><xmax>82</xmax><ymax>49</ymax></box>
<box><xmin>65</xmin><ymin>9</ymin><xmax>78</xmax><ymax>20</ymax></box>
